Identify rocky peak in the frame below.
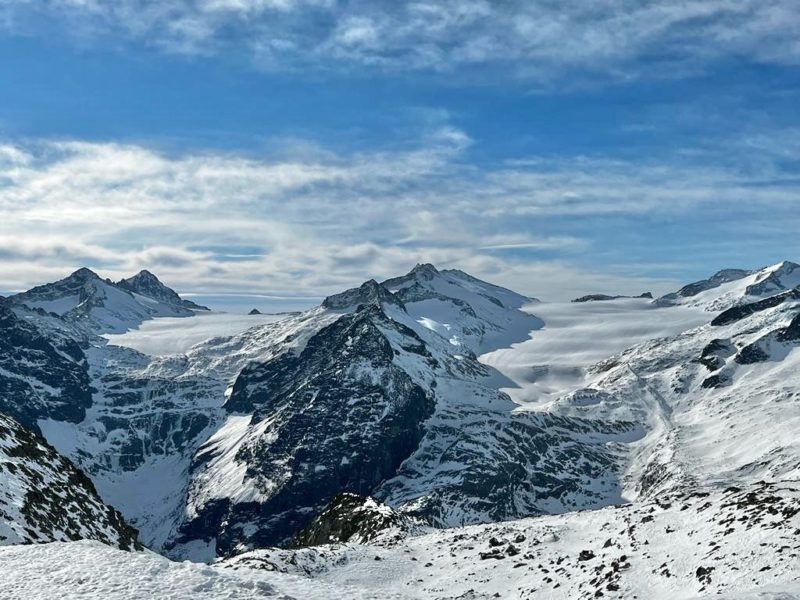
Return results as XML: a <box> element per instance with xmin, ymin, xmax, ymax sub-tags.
<box><xmin>118</xmin><ymin>270</ymin><xmax>209</xmax><ymax>311</ymax></box>
<box><xmin>410</xmin><ymin>263</ymin><xmax>439</xmax><ymax>280</ymax></box>
<box><xmin>322</xmin><ymin>279</ymin><xmax>404</xmax><ymax>311</ymax></box>
<box><xmin>67</xmin><ymin>267</ymin><xmax>102</xmax><ymax>283</ymax></box>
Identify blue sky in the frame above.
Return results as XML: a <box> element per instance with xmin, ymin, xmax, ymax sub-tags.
<box><xmin>0</xmin><ymin>1</ymin><xmax>799</xmax><ymax>304</ymax></box>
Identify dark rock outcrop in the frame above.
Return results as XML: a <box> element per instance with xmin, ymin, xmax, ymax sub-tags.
<box><xmin>712</xmin><ymin>289</ymin><xmax>800</xmax><ymax>327</ymax></box>
<box><xmin>290</xmin><ymin>493</ymin><xmax>411</xmax><ymax>548</ymax></box>
<box><xmin>0</xmin><ymin>413</ymin><xmax>141</xmax><ymax>550</ymax></box>
<box><xmin>572</xmin><ymin>292</ymin><xmax>653</xmax><ymax>303</ymax></box>
<box><xmin>0</xmin><ymin>301</ymin><xmax>92</xmax><ymax>431</ymax></box>
<box><xmin>181</xmin><ymin>304</ymin><xmax>436</xmax><ymax>552</ymax></box>
<box><xmin>322</xmin><ymin>279</ymin><xmax>405</xmax><ymax>311</ymax></box>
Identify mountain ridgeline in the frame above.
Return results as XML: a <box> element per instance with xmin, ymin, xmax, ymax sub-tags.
<box><xmin>1</xmin><ymin>258</ymin><xmax>800</xmax><ymax>590</ymax></box>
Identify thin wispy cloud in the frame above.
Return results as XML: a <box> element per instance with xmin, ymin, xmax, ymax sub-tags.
<box><xmin>2</xmin><ymin>1</ymin><xmax>799</xmax><ymax>77</ymax></box>
<box><xmin>1</xmin><ymin>125</ymin><xmax>798</xmax><ymax>300</ymax></box>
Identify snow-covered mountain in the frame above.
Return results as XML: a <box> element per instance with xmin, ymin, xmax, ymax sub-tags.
<box><xmin>169</xmin><ymin>264</ymin><xmax>637</xmax><ymax>558</ymax></box>
<box><xmin>3</xmin><ymin>260</ymin><xmax>800</xmax><ymax>599</ymax></box>
<box><xmin>657</xmin><ymin>260</ymin><xmax>800</xmax><ymax>311</ymax></box>
<box><xmin>0</xmin><ymin>413</ymin><xmax>140</xmax><ymax>550</ymax></box>
<box><xmin>8</xmin><ymin>268</ymin><xmax>201</xmax><ymax>333</ymax></box>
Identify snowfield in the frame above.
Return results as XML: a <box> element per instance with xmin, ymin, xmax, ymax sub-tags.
<box><xmin>103</xmin><ymin>312</ymin><xmax>286</xmax><ymax>355</ymax></box>
<box><xmin>0</xmin><ymin>540</ymin><xmax>404</xmax><ymax>600</ymax></box>
<box><xmin>481</xmin><ymin>297</ymin><xmax>711</xmax><ymax>406</ymax></box>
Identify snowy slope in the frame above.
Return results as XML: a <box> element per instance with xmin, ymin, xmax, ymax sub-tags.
<box><xmin>225</xmin><ymin>480</ymin><xmax>800</xmax><ymax>600</ymax></box>
<box><xmin>0</xmin><ymin>540</ymin><xmax>405</xmax><ymax>600</ymax></box>
<box><xmin>0</xmin><ymin>414</ymin><xmax>140</xmax><ymax>550</ymax></box>
<box><xmin>657</xmin><ymin>261</ymin><xmax>800</xmax><ymax>311</ymax></box>
<box><xmin>103</xmin><ymin>311</ymin><xmax>286</xmax><ymax>356</ymax></box>
<box><xmin>482</xmin><ymin>260</ymin><xmax>800</xmax><ymax>506</ymax></box>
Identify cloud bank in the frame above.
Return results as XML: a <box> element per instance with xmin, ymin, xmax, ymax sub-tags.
<box><xmin>2</xmin><ymin>1</ymin><xmax>799</xmax><ymax>77</ymax></box>
<box><xmin>1</xmin><ymin>126</ymin><xmax>798</xmax><ymax>302</ymax></box>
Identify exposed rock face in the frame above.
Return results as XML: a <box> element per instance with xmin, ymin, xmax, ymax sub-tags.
<box><xmin>0</xmin><ymin>413</ymin><xmax>141</xmax><ymax>550</ymax></box>
<box><xmin>180</xmin><ymin>304</ymin><xmax>436</xmax><ymax>553</ymax></box>
<box><xmin>118</xmin><ymin>270</ymin><xmax>209</xmax><ymax>311</ymax></box>
<box><xmin>744</xmin><ymin>260</ymin><xmax>800</xmax><ymax>296</ymax></box>
<box><xmin>0</xmin><ymin>300</ymin><xmax>92</xmax><ymax>431</ymax></box>
<box><xmin>321</xmin><ymin>279</ymin><xmax>405</xmax><ymax>310</ymax></box>
<box><xmin>174</xmin><ymin>267</ymin><xmax>627</xmax><ymax>558</ymax></box>
<box><xmin>711</xmin><ymin>289</ymin><xmax>800</xmax><ymax>326</ymax></box>
<box><xmin>572</xmin><ymin>292</ymin><xmax>652</xmax><ymax>303</ymax></box>
<box><xmin>659</xmin><ymin>268</ymin><xmax>752</xmax><ymax>302</ymax></box>
<box><xmin>248</xmin><ymin>308</ymin><xmax>262</xmax><ymax>315</ymax></box>
<box><xmin>290</xmin><ymin>493</ymin><xmax>412</xmax><ymax>547</ymax></box>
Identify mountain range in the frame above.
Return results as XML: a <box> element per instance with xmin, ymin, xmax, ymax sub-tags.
<box><xmin>1</xmin><ymin>261</ymin><xmax>800</xmax><ymax>598</ymax></box>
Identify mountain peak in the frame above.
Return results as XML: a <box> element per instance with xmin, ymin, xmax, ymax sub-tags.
<box><xmin>118</xmin><ymin>270</ymin><xmax>209</xmax><ymax>311</ymax></box>
<box><xmin>134</xmin><ymin>269</ymin><xmax>159</xmax><ymax>281</ymax></box>
<box><xmin>410</xmin><ymin>263</ymin><xmax>439</xmax><ymax>279</ymax></box>
<box><xmin>68</xmin><ymin>267</ymin><xmax>101</xmax><ymax>282</ymax></box>
<box><xmin>322</xmin><ymin>278</ymin><xmax>403</xmax><ymax>311</ymax></box>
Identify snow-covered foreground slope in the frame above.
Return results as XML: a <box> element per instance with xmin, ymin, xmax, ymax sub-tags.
<box><xmin>224</xmin><ymin>481</ymin><xmax>800</xmax><ymax>600</ymax></box>
<box><xmin>3</xmin><ymin>481</ymin><xmax>799</xmax><ymax>599</ymax></box>
<box><xmin>0</xmin><ymin>540</ymin><xmax>404</xmax><ymax>600</ymax></box>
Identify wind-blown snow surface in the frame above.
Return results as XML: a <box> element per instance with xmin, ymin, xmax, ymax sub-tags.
<box><xmin>0</xmin><ymin>540</ymin><xmax>404</xmax><ymax>600</ymax></box>
<box><xmin>103</xmin><ymin>312</ymin><xmax>285</xmax><ymax>356</ymax></box>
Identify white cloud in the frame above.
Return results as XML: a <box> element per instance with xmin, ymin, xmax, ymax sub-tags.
<box><xmin>0</xmin><ymin>126</ymin><xmax>798</xmax><ymax>301</ymax></box>
<box><xmin>2</xmin><ymin>1</ymin><xmax>799</xmax><ymax>76</ymax></box>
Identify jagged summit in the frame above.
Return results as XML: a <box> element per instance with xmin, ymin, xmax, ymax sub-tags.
<box><xmin>321</xmin><ymin>278</ymin><xmax>404</xmax><ymax>311</ymax></box>
<box><xmin>8</xmin><ymin>267</ymin><xmax>205</xmax><ymax>333</ymax></box>
<box><xmin>410</xmin><ymin>262</ymin><xmax>439</xmax><ymax>279</ymax></box>
<box><xmin>68</xmin><ymin>267</ymin><xmax>102</xmax><ymax>281</ymax></box>
<box><xmin>657</xmin><ymin>260</ymin><xmax>800</xmax><ymax>310</ymax></box>
<box><xmin>118</xmin><ymin>269</ymin><xmax>209</xmax><ymax>311</ymax></box>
